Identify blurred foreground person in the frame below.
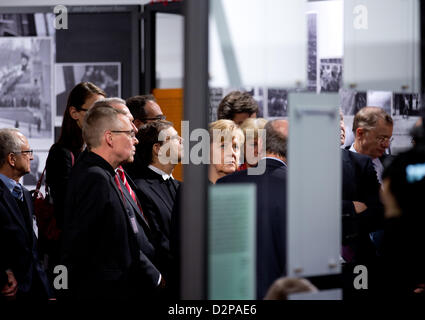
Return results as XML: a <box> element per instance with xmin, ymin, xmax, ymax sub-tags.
<box><xmin>376</xmin><ymin>143</ymin><xmax>425</xmax><ymax>299</ymax></box>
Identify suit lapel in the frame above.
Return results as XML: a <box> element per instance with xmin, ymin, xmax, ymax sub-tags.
<box><xmin>0</xmin><ymin>184</ymin><xmax>30</xmax><ymax>241</ymax></box>
<box><xmin>149</xmin><ymin>180</ymin><xmax>173</xmax><ymax>212</ymax></box>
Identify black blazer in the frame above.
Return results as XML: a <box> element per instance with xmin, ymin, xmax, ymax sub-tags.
<box><xmin>217</xmin><ymin>158</ymin><xmax>287</xmax><ymax>299</ymax></box>
<box><xmin>45</xmin><ymin>143</ymin><xmax>75</xmax><ymax>229</ymax></box>
<box><xmin>0</xmin><ymin>179</ymin><xmax>52</xmax><ymax>298</ymax></box>
<box><xmin>61</xmin><ymin>151</ymin><xmax>161</xmax><ymax>300</ymax></box>
<box><xmin>341</xmin><ymin>149</ymin><xmax>384</xmax><ymax>264</ymax></box>
<box><xmin>132</xmin><ymin>166</ymin><xmax>181</xmax><ymax>279</ymax></box>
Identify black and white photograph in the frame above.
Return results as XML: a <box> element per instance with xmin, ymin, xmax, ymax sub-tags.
<box><xmin>340</xmin><ymin>88</ymin><xmax>367</xmax><ymax>116</ymax></box>
<box><xmin>0</xmin><ymin>37</ymin><xmax>53</xmax><ymax>143</ymax></box>
<box><xmin>393</xmin><ymin>93</ymin><xmax>422</xmax><ymax>118</ymax></box>
<box><xmin>0</xmin><ymin>13</ymin><xmax>55</xmax><ymax>37</ymax></box>
<box><xmin>22</xmin><ymin>150</ymin><xmax>47</xmax><ymax>189</ymax></box>
<box><xmin>367</xmin><ymin>91</ymin><xmax>392</xmax><ymax>116</ymax></box>
<box><xmin>307</xmin><ymin>12</ymin><xmax>317</xmax><ymax>92</ymax></box>
<box><xmin>320</xmin><ymin>58</ymin><xmax>342</xmax><ymax>93</ymax></box>
<box><xmin>55</xmin><ymin>62</ymin><xmax>121</xmax><ymax>120</ymax></box>
<box><xmin>267</xmin><ymin>88</ymin><xmax>288</xmax><ymax>117</ymax></box>
<box><xmin>209</xmin><ymin>87</ymin><xmax>223</xmax><ymax>122</ymax></box>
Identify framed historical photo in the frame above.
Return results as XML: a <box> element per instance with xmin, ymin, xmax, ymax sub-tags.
<box><xmin>55</xmin><ymin>62</ymin><xmax>121</xmax><ymax>125</ymax></box>
<box><xmin>0</xmin><ymin>37</ymin><xmax>54</xmax><ymax>150</ymax></box>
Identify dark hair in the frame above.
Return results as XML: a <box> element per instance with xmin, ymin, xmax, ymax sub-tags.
<box><xmin>217</xmin><ymin>91</ymin><xmax>258</xmax><ymax>120</ymax></box>
<box><xmin>135</xmin><ymin>120</ymin><xmax>173</xmax><ymax>166</ymax></box>
<box><xmin>265</xmin><ymin>120</ymin><xmax>288</xmax><ymax>158</ymax></box>
<box><xmin>126</xmin><ymin>95</ymin><xmax>156</xmax><ymax>121</ymax></box>
<box><xmin>57</xmin><ymin>82</ymin><xmax>106</xmax><ymax>153</ymax></box>
<box><xmin>382</xmin><ymin>145</ymin><xmax>425</xmax><ymax>220</ymax></box>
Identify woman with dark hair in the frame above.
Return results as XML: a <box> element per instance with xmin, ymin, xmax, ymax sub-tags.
<box><xmin>43</xmin><ymin>82</ymin><xmax>105</xmax><ymax>273</ymax></box>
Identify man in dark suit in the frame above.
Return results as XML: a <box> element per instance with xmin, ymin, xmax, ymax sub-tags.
<box><xmin>0</xmin><ymin>128</ymin><xmax>52</xmax><ymax>301</ymax></box>
<box><xmin>129</xmin><ymin>120</ymin><xmax>182</xmax><ymax>280</ymax></box>
<box><xmin>61</xmin><ymin>102</ymin><xmax>164</xmax><ymax>300</ymax></box>
<box><xmin>339</xmin><ymin>111</ymin><xmax>384</xmax><ymax>299</ymax></box>
<box><xmin>217</xmin><ymin>119</ymin><xmax>288</xmax><ymax>299</ymax></box>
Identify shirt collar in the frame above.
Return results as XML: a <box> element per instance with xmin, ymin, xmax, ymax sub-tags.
<box><xmin>0</xmin><ymin>173</ymin><xmax>21</xmax><ymax>194</ymax></box>
<box><xmin>148</xmin><ymin>165</ymin><xmax>174</xmax><ymax>181</ymax></box>
<box><xmin>261</xmin><ymin>156</ymin><xmax>287</xmax><ymax>167</ymax></box>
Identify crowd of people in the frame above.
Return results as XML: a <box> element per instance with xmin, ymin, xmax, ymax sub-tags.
<box><xmin>0</xmin><ymin>83</ymin><xmax>424</xmax><ymax>302</ymax></box>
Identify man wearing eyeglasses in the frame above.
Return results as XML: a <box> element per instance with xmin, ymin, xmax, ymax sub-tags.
<box><xmin>0</xmin><ymin>129</ymin><xmax>52</xmax><ymax>301</ymax></box>
<box><xmin>348</xmin><ymin>106</ymin><xmax>393</xmax><ymax>266</ymax></box>
<box><xmin>126</xmin><ymin>94</ymin><xmax>166</xmax><ymax>129</ymax></box>
<box><xmin>61</xmin><ymin>102</ymin><xmax>164</xmax><ymax>300</ymax></box>
<box><xmin>350</xmin><ymin>106</ymin><xmax>394</xmax><ymax>184</ymax></box>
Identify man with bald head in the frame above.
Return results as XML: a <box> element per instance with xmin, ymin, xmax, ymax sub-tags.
<box><xmin>217</xmin><ymin>119</ymin><xmax>288</xmax><ymax>299</ymax></box>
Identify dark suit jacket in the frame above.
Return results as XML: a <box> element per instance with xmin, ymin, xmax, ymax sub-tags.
<box><xmin>0</xmin><ymin>179</ymin><xmax>52</xmax><ymax>298</ymax></box>
<box><xmin>217</xmin><ymin>158</ymin><xmax>287</xmax><ymax>299</ymax></box>
<box><xmin>61</xmin><ymin>151</ymin><xmax>161</xmax><ymax>300</ymax></box>
<box><xmin>342</xmin><ymin>149</ymin><xmax>384</xmax><ymax>266</ymax></box>
<box><xmin>132</xmin><ymin>166</ymin><xmax>181</xmax><ymax>279</ymax></box>
<box><xmin>46</xmin><ymin>143</ymin><xmax>75</xmax><ymax>229</ymax></box>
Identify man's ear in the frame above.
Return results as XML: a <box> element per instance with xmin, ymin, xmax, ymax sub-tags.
<box><xmin>7</xmin><ymin>153</ymin><xmax>16</xmax><ymax>167</ymax></box>
<box><xmin>134</xmin><ymin>119</ymin><xmax>143</xmax><ymax>130</ymax></box>
<box><xmin>69</xmin><ymin>106</ymin><xmax>80</xmax><ymax>120</ymax></box>
<box><xmin>153</xmin><ymin>143</ymin><xmax>161</xmax><ymax>157</ymax></box>
<box><xmin>356</xmin><ymin>127</ymin><xmax>365</xmax><ymax>139</ymax></box>
<box><xmin>105</xmin><ymin>131</ymin><xmax>113</xmax><ymax>147</ymax></box>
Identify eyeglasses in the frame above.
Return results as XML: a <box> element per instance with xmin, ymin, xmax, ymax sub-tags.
<box><xmin>376</xmin><ymin>136</ymin><xmax>394</xmax><ymax>144</ymax></box>
<box><xmin>13</xmin><ymin>149</ymin><xmax>33</xmax><ymax>156</ymax></box>
<box><xmin>140</xmin><ymin>115</ymin><xmax>166</xmax><ymax>121</ymax></box>
<box><xmin>111</xmin><ymin>130</ymin><xmax>136</xmax><ymax>138</ymax></box>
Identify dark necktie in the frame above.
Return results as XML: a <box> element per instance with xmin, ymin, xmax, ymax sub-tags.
<box><xmin>164</xmin><ymin>178</ymin><xmax>176</xmax><ymax>202</ymax></box>
<box><xmin>115</xmin><ymin>167</ymin><xmax>149</xmax><ymax>227</ymax></box>
<box><xmin>12</xmin><ymin>184</ymin><xmax>23</xmax><ymax>201</ymax></box>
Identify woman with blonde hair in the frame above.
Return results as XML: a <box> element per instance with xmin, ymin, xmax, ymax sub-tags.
<box><xmin>239</xmin><ymin>117</ymin><xmax>267</xmax><ymax>170</ymax></box>
<box><xmin>208</xmin><ymin>119</ymin><xmax>244</xmax><ymax>184</ymax></box>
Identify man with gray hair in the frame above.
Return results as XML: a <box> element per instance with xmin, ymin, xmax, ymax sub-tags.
<box><xmin>217</xmin><ymin>119</ymin><xmax>288</xmax><ymax>299</ymax></box>
<box><xmin>0</xmin><ymin>129</ymin><xmax>52</xmax><ymax>301</ymax></box>
<box><xmin>350</xmin><ymin>106</ymin><xmax>394</xmax><ymax>184</ymax></box>
<box><xmin>61</xmin><ymin>102</ymin><xmax>164</xmax><ymax>300</ymax></box>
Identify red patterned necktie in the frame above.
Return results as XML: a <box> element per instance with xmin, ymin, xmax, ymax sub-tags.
<box><xmin>116</xmin><ymin>166</ymin><xmax>149</xmax><ymax>227</ymax></box>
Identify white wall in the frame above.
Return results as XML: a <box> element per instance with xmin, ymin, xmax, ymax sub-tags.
<box><xmin>0</xmin><ymin>0</ymin><xmax>151</xmax><ymax>6</ymax></box>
